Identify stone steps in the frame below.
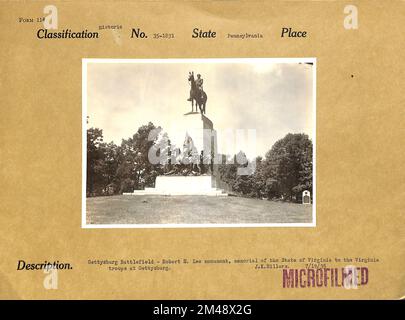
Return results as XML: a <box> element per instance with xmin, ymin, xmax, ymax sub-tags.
<box><xmin>124</xmin><ymin>189</ymin><xmax>227</xmax><ymax>196</ymax></box>
<box><xmin>123</xmin><ymin>175</ymin><xmax>228</xmax><ymax>196</ymax></box>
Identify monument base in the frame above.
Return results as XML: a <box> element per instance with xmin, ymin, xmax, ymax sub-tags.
<box><xmin>124</xmin><ymin>175</ymin><xmax>227</xmax><ymax>196</ymax></box>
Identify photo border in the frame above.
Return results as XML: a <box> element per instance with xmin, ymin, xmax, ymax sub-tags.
<box><xmin>82</xmin><ymin>57</ymin><xmax>316</xmax><ymax>229</ymax></box>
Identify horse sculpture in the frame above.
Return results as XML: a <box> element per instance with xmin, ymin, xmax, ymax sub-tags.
<box><xmin>188</xmin><ymin>72</ymin><xmax>207</xmax><ymax>114</ymax></box>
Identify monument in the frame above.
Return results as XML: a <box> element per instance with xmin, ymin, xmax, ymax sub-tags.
<box><xmin>124</xmin><ymin>72</ymin><xmax>227</xmax><ymax>196</ymax></box>
<box><xmin>302</xmin><ymin>190</ymin><xmax>311</xmax><ymax>204</ymax></box>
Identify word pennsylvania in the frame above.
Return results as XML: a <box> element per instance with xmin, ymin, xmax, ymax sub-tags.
<box><xmin>37</xmin><ymin>29</ymin><xmax>99</xmax><ymax>39</ymax></box>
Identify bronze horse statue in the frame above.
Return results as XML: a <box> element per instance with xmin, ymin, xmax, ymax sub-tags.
<box><xmin>188</xmin><ymin>72</ymin><xmax>207</xmax><ymax>114</ymax></box>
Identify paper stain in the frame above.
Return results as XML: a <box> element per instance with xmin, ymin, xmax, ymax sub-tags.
<box><xmin>111</xmin><ymin>29</ymin><xmax>122</xmax><ymax>46</ymax></box>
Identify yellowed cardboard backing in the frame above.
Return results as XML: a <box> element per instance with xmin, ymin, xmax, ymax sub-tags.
<box><xmin>0</xmin><ymin>0</ymin><xmax>404</xmax><ymax>299</ymax></box>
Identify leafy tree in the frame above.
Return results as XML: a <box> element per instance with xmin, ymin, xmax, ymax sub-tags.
<box><xmin>218</xmin><ymin>154</ymin><xmax>239</xmax><ymax>187</ymax></box>
<box><xmin>86</xmin><ymin>122</ymin><xmax>165</xmax><ymax>196</ymax></box>
<box><xmin>218</xmin><ymin>134</ymin><xmax>312</xmax><ymax>202</ymax></box>
<box><xmin>252</xmin><ymin>156</ymin><xmax>266</xmax><ymax>198</ymax></box>
<box><xmin>86</xmin><ymin>122</ymin><xmax>313</xmax><ymax>202</ymax></box>
<box><xmin>218</xmin><ymin>151</ymin><xmax>253</xmax><ymax>196</ymax></box>
<box><xmin>114</xmin><ymin>122</ymin><xmax>163</xmax><ymax>192</ymax></box>
<box><xmin>103</xmin><ymin>141</ymin><xmax>119</xmax><ymax>193</ymax></box>
<box><xmin>86</xmin><ymin>127</ymin><xmax>106</xmax><ymax>196</ymax></box>
<box><xmin>263</xmin><ymin>133</ymin><xmax>313</xmax><ymax>201</ymax></box>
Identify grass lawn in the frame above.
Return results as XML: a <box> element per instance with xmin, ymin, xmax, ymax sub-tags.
<box><xmin>86</xmin><ymin>195</ymin><xmax>313</xmax><ymax>225</ymax></box>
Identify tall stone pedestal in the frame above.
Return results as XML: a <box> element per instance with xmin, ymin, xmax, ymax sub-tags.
<box><xmin>181</xmin><ymin>111</ymin><xmax>217</xmax><ymax>157</ymax></box>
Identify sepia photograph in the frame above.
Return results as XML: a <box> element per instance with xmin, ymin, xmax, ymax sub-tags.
<box><xmin>3</xmin><ymin>0</ymin><xmax>404</xmax><ymax>302</ymax></box>
<box><xmin>82</xmin><ymin>58</ymin><xmax>316</xmax><ymax>227</ymax></box>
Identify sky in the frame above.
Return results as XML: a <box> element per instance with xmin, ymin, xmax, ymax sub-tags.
<box><xmin>86</xmin><ymin>60</ymin><xmax>314</xmax><ymax>159</ymax></box>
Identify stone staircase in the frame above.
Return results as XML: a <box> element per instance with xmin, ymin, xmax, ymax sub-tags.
<box><xmin>123</xmin><ymin>175</ymin><xmax>228</xmax><ymax>196</ymax></box>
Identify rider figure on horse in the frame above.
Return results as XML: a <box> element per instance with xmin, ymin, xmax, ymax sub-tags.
<box><xmin>187</xmin><ymin>73</ymin><xmax>203</xmax><ymax>101</ymax></box>
<box><xmin>195</xmin><ymin>74</ymin><xmax>203</xmax><ymax>93</ymax></box>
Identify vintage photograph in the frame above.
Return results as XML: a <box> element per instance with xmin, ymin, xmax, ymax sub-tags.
<box><xmin>82</xmin><ymin>58</ymin><xmax>316</xmax><ymax>227</ymax></box>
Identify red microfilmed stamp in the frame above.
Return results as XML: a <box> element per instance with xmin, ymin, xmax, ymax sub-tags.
<box><xmin>282</xmin><ymin>266</ymin><xmax>369</xmax><ymax>289</ymax></box>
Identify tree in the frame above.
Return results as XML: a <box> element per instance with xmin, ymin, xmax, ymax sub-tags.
<box><xmin>218</xmin><ymin>134</ymin><xmax>313</xmax><ymax>202</ymax></box>
<box><xmin>102</xmin><ymin>142</ymin><xmax>120</xmax><ymax>194</ymax></box>
<box><xmin>86</xmin><ymin>122</ymin><xmax>313</xmax><ymax>202</ymax></box>
<box><xmin>86</xmin><ymin>122</ymin><xmax>165</xmax><ymax>196</ymax></box>
<box><xmin>87</xmin><ymin>128</ymin><xmax>120</xmax><ymax>196</ymax></box>
<box><xmin>263</xmin><ymin>133</ymin><xmax>313</xmax><ymax>201</ymax></box>
<box><xmin>86</xmin><ymin>127</ymin><xmax>106</xmax><ymax>196</ymax></box>
<box><xmin>219</xmin><ymin>151</ymin><xmax>254</xmax><ymax>196</ymax></box>
<box><xmin>252</xmin><ymin>156</ymin><xmax>266</xmax><ymax>198</ymax></box>
<box><xmin>114</xmin><ymin>122</ymin><xmax>164</xmax><ymax>193</ymax></box>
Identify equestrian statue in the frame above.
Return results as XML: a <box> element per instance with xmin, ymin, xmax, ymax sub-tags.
<box><xmin>187</xmin><ymin>72</ymin><xmax>207</xmax><ymax>114</ymax></box>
